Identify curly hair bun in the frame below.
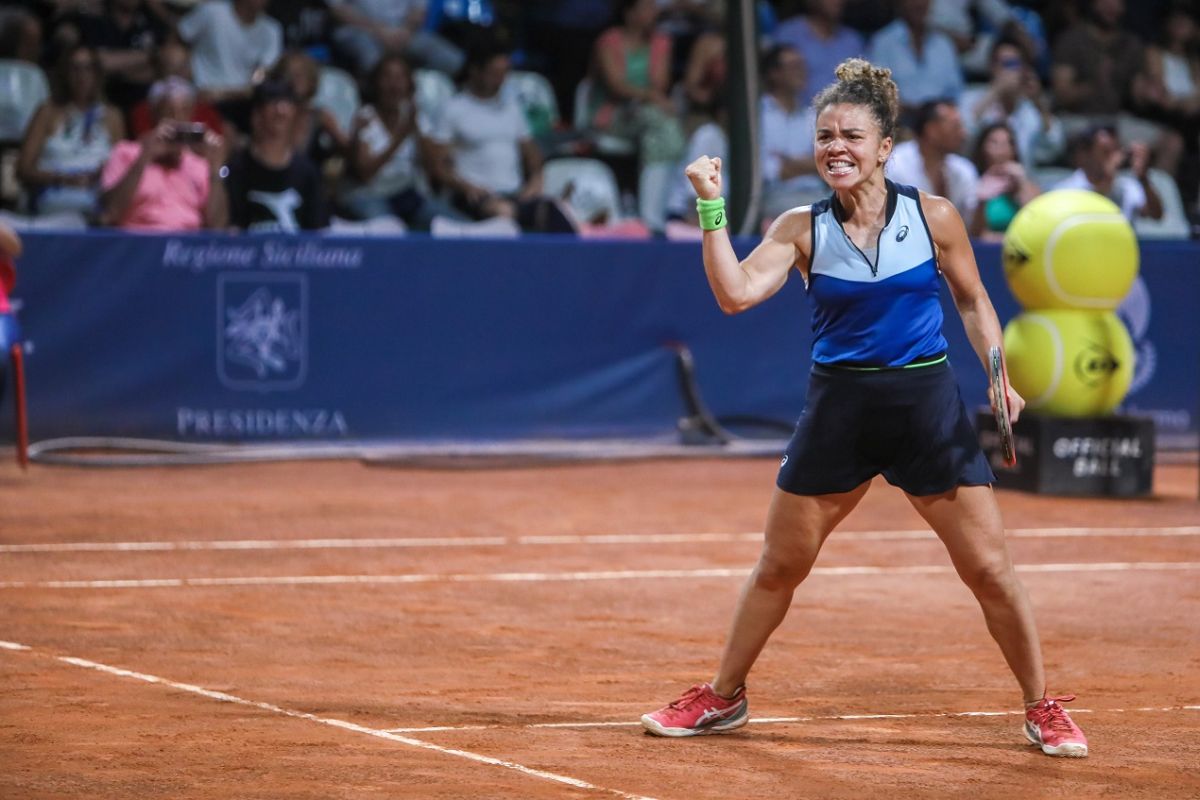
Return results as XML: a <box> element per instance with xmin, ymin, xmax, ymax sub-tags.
<box><xmin>813</xmin><ymin>58</ymin><xmax>900</xmax><ymax>139</ymax></box>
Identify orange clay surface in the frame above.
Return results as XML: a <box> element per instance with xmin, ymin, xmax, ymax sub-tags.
<box><xmin>1</xmin><ymin>456</ymin><xmax>1198</xmax><ymax>799</ymax></box>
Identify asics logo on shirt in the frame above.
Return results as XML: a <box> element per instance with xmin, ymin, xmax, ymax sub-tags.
<box><xmin>896</xmin><ymin>225</ymin><xmax>909</xmax><ymax>241</ymax></box>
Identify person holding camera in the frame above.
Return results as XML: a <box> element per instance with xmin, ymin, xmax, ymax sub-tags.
<box><xmin>958</xmin><ymin>38</ymin><xmax>1064</xmax><ymax>171</ymax></box>
<box><xmin>99</xmin><ymin>77</ymin><xmax>229</xmax><ymax>231</ymax></box>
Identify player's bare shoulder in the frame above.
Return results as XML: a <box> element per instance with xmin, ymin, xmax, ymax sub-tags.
<box><xmin>765</xmin><ymin>204</ymin><xmax>816</xmax><ymax>265</ymax></box>
<box><xmin>916</xmin><ymin>190</ymin><xmax>969</xmax><ymax>250</ymax></box>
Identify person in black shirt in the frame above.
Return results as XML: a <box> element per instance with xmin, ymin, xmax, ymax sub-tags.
<box><xmin>224</xmin><ymin>80</ymin><xmax>328</xmax><ymax>232</ymax></box>
<box><xmin>267</xmin><ymin>0</ymin><xmax>332</xmax><ymax>57</ymax></box>
<box><xmin>69</xmin><ymin>0</ymin><xmax>170</xmax><ymax>112</ymax></box>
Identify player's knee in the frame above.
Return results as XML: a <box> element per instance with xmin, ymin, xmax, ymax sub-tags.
<box><xmin>963</xmin><ymin>560</ymin><xmax>1017</xmax><ymax>601</ymax></box>
<box><xmin>753</xmin><ymin>552</ymin><xmax>812</xmax><ymax>591</ymax></box>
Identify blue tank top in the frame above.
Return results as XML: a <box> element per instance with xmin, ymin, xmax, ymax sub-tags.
<box><xmin>806</xmin><ymin>180</ymin><xmax>948</xmax><ymax>367</ymax></box>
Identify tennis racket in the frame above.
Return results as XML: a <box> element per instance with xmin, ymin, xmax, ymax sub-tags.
<box><xmin>988</xmin><ymin>346</ymin><xmax>1017</xmax><ymax>468</ymax></box>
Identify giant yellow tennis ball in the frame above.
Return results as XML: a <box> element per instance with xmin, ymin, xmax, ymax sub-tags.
<box><xmin>1003</xmin><ymin>310</ymin><xmax>1135</xmax><ymax>417</ymax></box>
<box><xmin>1002</xmin><ymin>190</ymin><xmax>1138</xmax><ymax>310</ymax></box>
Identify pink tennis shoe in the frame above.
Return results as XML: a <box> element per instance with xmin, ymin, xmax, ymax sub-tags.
<box><xmin>1024</xmin><ymin>694</ymin><xmax>1089</xmax><ymax>757</ymax></box>
<box><xmin>641</xmin><ymin>683</ymin><xmax>749</xmax><ymax>737</ymax></box>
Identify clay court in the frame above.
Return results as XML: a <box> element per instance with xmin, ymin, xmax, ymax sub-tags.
<box><xmin>1</xmin><ymin>456</ymin><xmax>1198</xmax><ymax>798</ymax></box>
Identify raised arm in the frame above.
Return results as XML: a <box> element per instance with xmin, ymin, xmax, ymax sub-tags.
<box><xmin>685</xmin><ymin>155</ymin><xmax>807</xmax><ymax>314</ymax></box>
<box><xmin>923</xmin><ymin>192</ymin><xmax>1025</xmax><ymax>421</ymax></box>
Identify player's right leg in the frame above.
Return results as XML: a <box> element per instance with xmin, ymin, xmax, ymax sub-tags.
<box><xmin>641</xmin><ymin>482</ymin><xmax>869</xmax><ymax>737</ymax></box>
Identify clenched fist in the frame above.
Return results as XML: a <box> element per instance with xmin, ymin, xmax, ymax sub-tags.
<box><xmin>685</xmin><ymin>155</ymin><xmax>723</xmax><ymax>200</ymax></box>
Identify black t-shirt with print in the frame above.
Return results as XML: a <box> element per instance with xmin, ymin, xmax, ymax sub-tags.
<box><xmin>224</xmin><ymin>147</ymin><xmax>328</xmax><ymax>232</ymax></box>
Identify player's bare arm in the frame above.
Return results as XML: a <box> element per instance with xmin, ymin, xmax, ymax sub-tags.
<box><xmin>922</xmin><ymin>192</ymin><xmax>1025</xmax><ymax>421</ymax></box>
<box><xmin>687</xmin><ymin>155</ymin><xmax>810</xmax><ymax>314</ymax></box>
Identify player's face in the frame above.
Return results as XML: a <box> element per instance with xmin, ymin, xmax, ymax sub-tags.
<box><xmin>814</xmin><ymin>103</ymin><xmax>891</xmax><ymax>189</ymax></box>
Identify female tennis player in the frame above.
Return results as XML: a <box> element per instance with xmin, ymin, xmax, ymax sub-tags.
<box><xmin>641</xmin><ymin>58</ymin><xmax>1088</xmax><ymax>758</ymax></box>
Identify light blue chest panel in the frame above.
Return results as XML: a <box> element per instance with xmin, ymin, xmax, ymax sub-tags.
<box><xmin>807</xmin><ymin>180</ymin><xmax>948</xmax><ymax>366</ymax></box>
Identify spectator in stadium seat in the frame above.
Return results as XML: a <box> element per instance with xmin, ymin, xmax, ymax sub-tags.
<box><xmin>223</xmin><ymin>79</ymin><xmax>328</xmax><ymax>232</ymax></box>
<box><xmin>0</xmin><ymin>8</ymin><xmax>43</xmax><ymax>64</ymax></box>
<box><xmin>177</xmin><ymin>0</ymin><xmax>283</xmax><ymax>108</ymax></box>
<box><xmin>268</xmin><ymin>0</ymin><xmax>333</xmax><ymax>57</ymax></box>
<box><xmin>770</xmin><ymin>0</ymin><xmax>865</xmax><ymax>105</ymax></box>
<box><xmin>272</xmin><ymin>50</ymin><xmax>351</xmax><ymax>172</ymax></box>
<box><xmin>585</xmin><ymin>0</ymin><xmax>686</xmax><ymax>232</ymax></box>
<box><xmin>867</xmin><ymin>0</ymin><xmax>964</xmax><ymax>117</ymax></box>
<box><xmin>522</xmin><ymin>0</ymin><xmax>612</xmax><ymax>123</ymax></box>
<box><xmin>17</xmin><ymin>44</ymin><xmax>124</xmax><ymax>219</ymax></box>
<box><xmin>680</xmin><ymin>0</ymin><xmax>726</xmax><ymax>133</ymax></box>
<box><xmin>759</xmin><ymin>44</ymin><xmax>825</xmax><ymax>220</ymax></box>
<box><xmin>1136</xmin><ymin>4</ymin><xmax>1200</xmax><ymax>126</ymax></box>
<box><xmin>327</xmin><ymin>0</ymin><xmax>463</xmax><ymax>77</ymax></box>
<box><xmin>958</xmin><ymin>38</ymin><xmax>1064</xmax><ymax>170</ymax></box>
<box><xmin>967</xmin><ymin>121</ymin><xmax>1039</xmax><ymax>241</ymax></box>
<box><xmin>886</xmin><ymin>99</ymin><xmax>979</xmax><ymax>218</ymax></box>
<box><xmin>341</xmin><ymin>53</ymin><xmax>465</xmax><ymax>230</ymax></box>
<box><xmin>1053</xmin><ymin>124</ymin><xmax>1163</xmax><ymax>222</ymax></box>
<box><xmin>67</xmin><ymin>0</ymin><xmax>170</xmax><ymax>113</ymax></box>
<box><xmin>1051</xmin><ymin>0</ymin><xmax>1183</xmax><ymax>176</ymax></box>
<box><xmin>1133</xmin><ymin>2</ymin><xmax>1200</xmax><ymax>215</ymax></box>
<box><xmin>128</xmin><ymin>40</ymin><xmax>226</xmax><ymax>140</ymax></box>
<box><xmin>426</xmin><ymin>43</ymin><xmax>576</xmax><ymax>234</ymax></box>
<box><xmin>99</xmin><ymin>77</ymin><xmax>228</xmax><ymax>231</ymax></box>
<box><xmin>929</xmin><ymin>2</ymin><xmax>1049</xmax><ymax>82</ymax></box>
<box><xmin>927</xmin><ymin>0</ymin><xmax>1017</xmax><ymax>56</ymax></box>
<box><xmin>1051</xmin><ymin>0</ymin><xmax>1143</xmax><ymax>121</ymax></box>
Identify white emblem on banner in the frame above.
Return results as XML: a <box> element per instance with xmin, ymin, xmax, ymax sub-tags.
<box><xmin>217</xmin><ymin>273</ymin><xmax>307</xmax><ymax>391</ymax></box>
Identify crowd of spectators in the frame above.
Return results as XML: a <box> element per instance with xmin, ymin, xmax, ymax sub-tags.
<box><xmin>0</xmin><ymin>0</ymin><xmax>1195</xmax><ymax>238</ymax></box>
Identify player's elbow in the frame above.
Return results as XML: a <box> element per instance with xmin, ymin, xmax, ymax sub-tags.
<box><xmin>716</xmin><ymin>294</ymin><xmax>751</xmax><ymax>315</ymax></box>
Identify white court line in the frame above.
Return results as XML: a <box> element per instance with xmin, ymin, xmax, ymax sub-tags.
<box><xmin>3</xmin><ymin>561</ymin><xmax>1200</xmax><ymax>590</ymax></box>
<box><xmin>0</xmin><ymin>640</ymin><xmax>31</xmax><ymax>650</ymax></box>
<box><xmin>386</xmin><ymin>705</ymin><xmax>1200</xmax><ymax>734</ymax></box>
<box><xmin>3</xmin><ymin>526</ymin><xmax>1198</xmax><ymax>554</ymax></box>
<box><xmin>0</xmin><ymin>642</ymin><xmax>656</xmax><ymax>800</ymax></box>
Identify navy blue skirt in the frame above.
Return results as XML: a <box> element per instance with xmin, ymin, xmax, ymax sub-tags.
<box><xmin>776</xmin><ymin>359</ymin><xmax>995</xmax><ymax>497</ymax></box>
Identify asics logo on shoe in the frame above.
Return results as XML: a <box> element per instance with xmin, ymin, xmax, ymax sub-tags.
<box><xmin>697</xmin><ymin>705</ymin><xmax>739</xmax><ymax>725</ymax></box>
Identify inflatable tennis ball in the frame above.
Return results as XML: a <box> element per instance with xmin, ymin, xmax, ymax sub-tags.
<box><xmin>1001</xmin><ymin>190</ymin><xmax>1138</xmax><ymax>310</ymax></box>
<box><xmin>1003</xmin><ymin>309</ymin><xmax>1135</xmax><ymax>417</ymax></box>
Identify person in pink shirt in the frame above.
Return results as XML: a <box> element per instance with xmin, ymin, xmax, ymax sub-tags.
<box><xmin>100</xmin><ymin>77</ymin><xmax>229</xmax><ymax>231</ymax></box>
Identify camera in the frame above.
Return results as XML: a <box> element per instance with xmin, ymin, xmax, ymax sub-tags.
<box><xmin>171</xmin><ymin>123</ymin><xmax>207</xmax><ymax>144</ymax></box>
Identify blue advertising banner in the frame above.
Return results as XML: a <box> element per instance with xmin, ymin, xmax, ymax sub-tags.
<box><xmin>3</xmin><ymin>233</ymin><xmax>1197</xmax><ymax>447</ymax></box>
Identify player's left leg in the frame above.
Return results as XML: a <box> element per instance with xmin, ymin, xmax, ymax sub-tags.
<box><xmin>906</xmin><ymin>485</ymin><xmax>1087</xmax><ymax>757</ymax></box>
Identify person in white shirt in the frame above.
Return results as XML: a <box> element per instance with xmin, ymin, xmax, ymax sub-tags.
<box><xmin>425</xmin><ymin>43</ymin><xmax>575</xmax><ymax>233</ymax></box>
<box><xmin>886</xmin><ymin>99</ymin><xmax>979</xmax><ymax>218</ymax></box>
<box><xmin>958</xmin><ymin>38</ymin><xmax>1064</xmax><ymax>170</ymax></box>
<box><xmin>868</xmin><ymin>0</ymin><xmax>964</xmax><ymax>115</ymax></box>
<box><xmin>177</xmin><ymin>0</ymin><xmax>282</xmax><ymax>102</ymax></box>
<box><xmin>328</xmin><ymin>0</ymin><xmax>463</xmax><ymax>76</ymax></box>
<box><xmin>1053</xmin><ymin>124</ymin><xmax>1163</xmax><ymax>222</ymax></box>
<box><xmin>342</xmin><ymin>53</ymin><xmax>466</xmax><ymax>230</ymax></box>
<box><xmin>759</xmin><ymin>44</ymin><xmax>825</xmax><ymax>220</ymax></box>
